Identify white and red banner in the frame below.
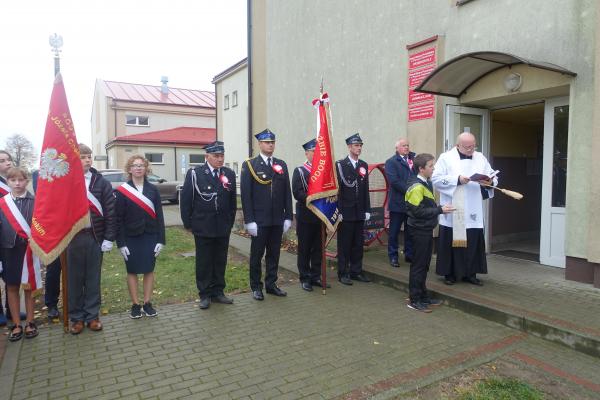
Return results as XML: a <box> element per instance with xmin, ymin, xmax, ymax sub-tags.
<box><xmin>116</xmin><ymin>183</ymin><xmax>156</xmax><ymax>219</ymax></box>
<box><xmin>30</xmin><ymin>73</ymin><xmax>89</xmax><ymax>265</ymax></box>
<box><xmin>0</xmin><ymin>196</ymin><xmax>42</xmax><ymax>291</ymax></box>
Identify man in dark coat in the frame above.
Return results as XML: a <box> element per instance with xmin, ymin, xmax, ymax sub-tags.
<box><xmin>336</xmin><ymin>133</ymin><xmax>371</xmax><ymax>285</ymax></box>
<box><xmin>180</xmin><ymin>141</ymin><xmax>237</xmax><ymax>310</ymax></box>
<box><xmin>384</xmin><ymin>138</ymin><xmax>416</xmax><ymax>267</ymax></box>
<box><xmin>240</xmin><ymin>129</ymin><xmax>293</xmax><ymax>300</ymax></box>
<box><xmin>292</xmin><ymin>139</ymin><xmax>328</xmax><ymax>292</ymax></box>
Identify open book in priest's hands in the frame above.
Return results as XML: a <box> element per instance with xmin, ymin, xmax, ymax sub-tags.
<box><xmin>469</xmin><ymin>170</ymin><xmax>499</xmax><ymax>182</ymax></box>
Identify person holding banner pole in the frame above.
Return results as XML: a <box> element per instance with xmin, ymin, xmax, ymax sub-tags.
<box><xmin>336</xmin><ymin>133</ymin><xmax>371</xmax><ymax>285</ymax></box>
<box><xmin>292</xmin><ymin>139</ymin><xmax>328</xmax><ymax>292</ymax></box>
<box><xmin>116</xmin><ymin>155</ymin><xmax>165</xmax><ymax>319</ymax></box>
<box><xmin>67</xmin><ymin>144</ymin><xmax>117</xmax><ymax>334</ymax></box>
<box><xmin>0</xmin><ymin>167</ymin><xmax>37</xmax><ymax>341</ymax></box>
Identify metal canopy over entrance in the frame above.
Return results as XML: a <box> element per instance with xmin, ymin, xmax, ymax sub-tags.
<box><xmin>414</xmin><ymin>51</ymin><xmax>577</xmax><ymax>98</ymax></box>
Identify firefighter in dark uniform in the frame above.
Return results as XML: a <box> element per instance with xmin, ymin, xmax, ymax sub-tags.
<box><xmin>336</xmin><ymin>133</ymin><xmax>371</xmax><ymax>285</ymax></box>
<box><xmin>292</xmin><ymin>139</ymin><xmax>329</xmax><ymax>292</ymax></box>
<box><xmin>240</xmin><ymin>129</ymin><xmax>293</xmax><ymax>300</ymax></box>
<box><xmin>180</xmin><ymin>141</ymin><xmax>237</xmax><ymax>310</ymax></box>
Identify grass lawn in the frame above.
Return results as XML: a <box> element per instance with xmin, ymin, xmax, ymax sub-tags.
<box><xmin>457</xmin><ymin>378</ymin><xmax>544</xmax><ymax>400</ymax></box>
<box><xmin>101</xmin><ymin>227</ymin><xmax>250</xmax><ymax>313</ymax></box>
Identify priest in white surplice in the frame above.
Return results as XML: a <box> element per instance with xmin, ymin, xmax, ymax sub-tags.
<box><xmin>432</xmin><ymin>132</ymin><xmax>497</xmax><ymax>286</ymax></box>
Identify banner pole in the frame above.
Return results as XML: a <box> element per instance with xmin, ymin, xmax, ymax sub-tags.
<box><xmin>60</xmin><ymin>251</ymin><xmax>69</xmax><ymax>333</ymax></box>
<box><xmin>321</xmin><ymin>223</ymin><xmax>327</xmax><ymax>295</ymax></box>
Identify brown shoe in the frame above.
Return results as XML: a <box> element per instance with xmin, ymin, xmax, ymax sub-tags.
<box><xmin>87</xmin><ymin>319</ymin><xmax>103</xmax><ymax>331</ymax></box>
<box><xmin>70</xmin><ymin>320</ymin><xmax>84</xmax><ymax>335</ymax></box>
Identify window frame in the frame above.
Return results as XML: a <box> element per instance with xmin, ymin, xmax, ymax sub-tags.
<box><xmin>232</xmin><ymin>91</ymin><xmax>238</xmax><ymax>107</ymax></box>
<box><xmin>125</xmin><ymin>115</ymin><xmax>150</xmax><ymax>127</ymax></box>
<box><xmin>224</xmin><ymin>94</ymin><xmax>230</xmax><ymax>110</ymax></box>
<box><xmin>145</xmin><ymin>153</ymin><xmax>164</xmax><ymax>165</ymax></box>
<box><xmin>189</xmin><ymin>154</ymin><xmax>205</xmax><ymax>165</ymax></box>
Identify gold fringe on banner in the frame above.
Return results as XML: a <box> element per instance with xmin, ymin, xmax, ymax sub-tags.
<box><xmin>29</xmin><ymin>214</ymin><xmax>90</xmax><ymax>265</ymax></box>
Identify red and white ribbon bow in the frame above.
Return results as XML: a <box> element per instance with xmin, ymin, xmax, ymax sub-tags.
<box><xmin>272</xmin><ymin>164</ymin><xmax>284</xmax><ymax>175</ymax></box>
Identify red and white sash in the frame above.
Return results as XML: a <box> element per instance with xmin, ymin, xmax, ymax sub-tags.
<box><xmin>116</xmin><ymin>183</ymin><xmax>156</xmax><ymax>219</ymax></box>
<box><xmin>0</xmin><ymin>196</ymin><xmax>42</xmax><ymax>291</ymax></box>
<box><xmin>87</xmin><ymin>189</ymin><xmax>103</xmax><ymax>216</ymax></box>
<box><xmin>0</xmin><ymin>180</ymin><xmax>9</xmax><ymax>196</ymax></box>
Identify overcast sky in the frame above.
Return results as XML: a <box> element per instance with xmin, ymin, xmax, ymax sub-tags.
<box><xmin>0</xmin><ymin>0</ymin><xmax>247</xmax><ymax>159</ymax></box>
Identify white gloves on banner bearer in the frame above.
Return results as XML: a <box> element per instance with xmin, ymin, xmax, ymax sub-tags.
<box><xmin>245</xmin><ymin>222</ymin><xmax>258</xmax><ymax>237</ymax></box>
<box><xmin>154</xmin><ymin>243</ymin><xmax>164</xmax><ymax>257</ymax></box>
<box><xmin>101</xmin><ymin>240</ymin><xmax>113</xmax><ymax>252</ymax></box>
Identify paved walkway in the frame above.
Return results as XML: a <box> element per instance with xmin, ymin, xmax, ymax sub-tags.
<box><xmin>230</xmin><ymin>234</ymin><xmax>600</xmax><ymax>358</ymax></box>
<box><xmin>2</xmin><ymin>281</ymin><xmax>600</xmax><ymax>399</ymax></box>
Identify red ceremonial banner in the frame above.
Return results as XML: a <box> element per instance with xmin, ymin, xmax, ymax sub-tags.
<box><xmin>30</xmin><ymin>73</ymin><xmax>90</xmax><ymax>264</ymax></box>
<box><xmin>306</xmin><ymin>92</ymin><xmax>340</xmax><ymax>233</ymax></box>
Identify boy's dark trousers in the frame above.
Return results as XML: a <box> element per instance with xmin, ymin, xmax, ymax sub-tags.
<box><xmin>409</xmin><ymin>228</ymin><xmax>434</xmax><ymax>303</ymax></box>
<box><xmin>45</xmin><ymin>258</ymin><xmax>62</xmax><ymax>308</ymax></box>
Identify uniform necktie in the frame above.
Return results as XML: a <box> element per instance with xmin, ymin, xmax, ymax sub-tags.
<box><xmin>267</xmin><ymin>157</ymin><xmax>272</xmax><ymax>168</ymax></box>
<box><xmin>214</xmin><ymin>169</ymin><xmax>219</xmax><ymax>180</ymax></box>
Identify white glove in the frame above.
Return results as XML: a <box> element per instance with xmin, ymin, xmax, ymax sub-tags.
<box><xmin>119</xmin><ymin>246</ymin><xmax>130</xmax><ymax>261</ymax></box>
<box><xmin>101</xmin><ymin>240</ymin><xmax>113</xmax><ymax>252</ymax></box>
<box><xmin>154</xmin><ymin>243</ymin><xmax>164</xmax><ymax>258</ymax></box>
<box><xmin>283</xmin><ymin>219</ymin><xmax>292</xmax><ymax>233</ymax></box>
<box><xmin>337</xmin><ymin>214</ymin><xmax>343</xmax><ymax>222</ymax></box>
<box><xmin>0</xmin><ymin>261</ymin><xmax>3</xmax><ymax>274</ymax></box>
<box><xmin>245</xmin><ymin>222</ymin><xmax>258</xmax><ymax>237</ymax></box>
<box><xmin>365</xmin><ymin>212</ymin><xmax>371</xmax><ymax>221</ymax></box>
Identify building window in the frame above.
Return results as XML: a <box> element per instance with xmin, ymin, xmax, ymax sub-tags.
<box><xmin>232</xmin><ymin>91</ymin><xmax>238</xmax><ymax>107</ymax></box>
<box><xmin>224</xmin><ymin>94</ymin><xmax>230</xmax><ymax>110</ymax></box>
<box><xmin>189</xmin><ymin>154</ymin><xmax>205</xmax><ymax>164</ymax></box>
<box><xmin>126</xmin><ymin>115</ymin><xmax>149</xmax><ymax>126</ymax></box>
<box><xmin>145</xmin><ymin>153</ymin><xmax>163</xmax><ymax>164</ymax></box>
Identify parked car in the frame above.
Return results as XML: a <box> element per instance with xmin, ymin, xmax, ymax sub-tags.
<box><xmin>98</xmin><ymin>169</ymin><xmax>182</xmax><ymax>203</ymax></box>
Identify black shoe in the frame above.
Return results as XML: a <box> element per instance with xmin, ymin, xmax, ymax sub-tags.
<box><xmin>252</xmin><ymin>290</ymin><xmax>264</xmax><ymax>301</ymax></box>
<box><xmin>351</xmin><ymin>274</ymin><xmax>371</xmax><ymax>283</ymax></box>
<box><xmin>130</xmin><ymin>304</ymin><xmax>142</xmax><ymax>319</ymax></box>
<box><xmin>47</xmin><ymin>306</ymin><xmax>59</xmax><ymax>319</ymax></box>
<box><xmin>212</xmin><ymin>294</ymin><xmax>234</xmax><ymax>304</ymax></box>
<box><xmin>443</xmin><ymin>276</ymin><xmax>456</xmax><ymax>285</ymax></box>
<box><xmin>463</xmin><ymin>276</ymin><xmax>483</xmax><ymax>286</ymax></box>
<box><xmin>311</xmin><ymin>279</ymin><xmax>331</xmax><ymax>288</ymax></box>
<box><xmin>199</xmin><ymin>298</ymin><xmax>211</xmax><ymax>309</ymax></box>
<box><xmin>266</xmin><ymin>286</ymin><xmax>287</xmax><ymax>297</ymax></box>
<box><xmin>143</xmin><ymin>302</ymin><xmax>158</xmax><ymax>317</ymax></box>
<box><xmin>301</xmin><ymin>282</ymin><xmax>313</xmax><ymax>292</ymax></box>
<box><xmin>422</xmin><ymin>298</ymin><xmax>442</xmax><ymax>307</ymax></box>
<box><xmin>407</xmin><ymin>302</ymin><xmax>432</xmax><ymax>313</ymax></box>
<box><xmin>338</xmin><ymin>276</ymin><xmax>353</xmax><ymax>285</ymax></box>
<box><xmin>390</xmin><ymin>258</ymin><xmax>400</xmax><ymax>268</ymax></box>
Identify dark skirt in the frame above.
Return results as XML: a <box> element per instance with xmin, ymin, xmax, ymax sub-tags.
<box><xmin>1</xmin><ymin>244</ymin><xmax>28</xmax><ymax>286</ymax></box>
<box><xmin>435</xmin><ymin>225</ymin><xmax>488</xmax><ymax>279</ymax></box>
<box><xmin>124</xmin><ymin>232</ymin><xmax>158</xmax><ymax>274</ymax></box>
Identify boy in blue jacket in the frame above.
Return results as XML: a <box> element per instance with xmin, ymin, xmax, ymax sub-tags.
<box><xmin>405</xmin><ymin>153</ymin><xmax>454</xmax><ymax>313</ymax></box>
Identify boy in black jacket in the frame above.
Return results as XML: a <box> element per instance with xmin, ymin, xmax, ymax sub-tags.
<box><xmin>405</xmin><ymin>153</ymin><xmax>454</xmax><ymax>313</ymax></box>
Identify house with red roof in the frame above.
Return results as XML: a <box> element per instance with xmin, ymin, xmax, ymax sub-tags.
<box><xmin>91</xmin><ymin>77</ymin><xmax>216</xmax><ymax>180</ymax></box>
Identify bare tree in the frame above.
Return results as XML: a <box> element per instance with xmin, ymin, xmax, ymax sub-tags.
<box><xmin>5</xmin><ymin>134</ymin><xmax>37</xmax><ymax>170</ymax></box>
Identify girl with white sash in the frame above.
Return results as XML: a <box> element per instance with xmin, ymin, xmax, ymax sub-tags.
<box><xmin>0</xmin><ymin>167</ymin><xmax>38</xmax><ymax>341</ymax></box>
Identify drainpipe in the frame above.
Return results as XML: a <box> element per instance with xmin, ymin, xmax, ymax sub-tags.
<box><xmin>174</xmin><ymin>146</ymin><xmax>178</xmax><ymax>180</ymax></box>
<box><xmin>247</xmin><ymin>0</ymin><xmax>253</xmax><ymax>157</ymax></box>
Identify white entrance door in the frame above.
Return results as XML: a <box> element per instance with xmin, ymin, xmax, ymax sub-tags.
<box><xmin>540</xmin><ymin>97</ymin><xmax>569</xmax><ymax>268</ymax></box>
<box><xmin>444</xmin><ymin>105</ymin><xmax>491</xmax><ymax>250</ymax></box>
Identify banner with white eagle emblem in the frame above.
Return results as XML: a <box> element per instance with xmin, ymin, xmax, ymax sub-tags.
<box><xmin>30</xmin><ymin>73</ymin><xmax>89</xmax><ymax>264</ymax></box>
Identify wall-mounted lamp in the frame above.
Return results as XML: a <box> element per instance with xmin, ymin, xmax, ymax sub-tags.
<box><xmin>503</xmin><ymin>72</ymin><xmax>522</xmax><ymax>92</ymax></box>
